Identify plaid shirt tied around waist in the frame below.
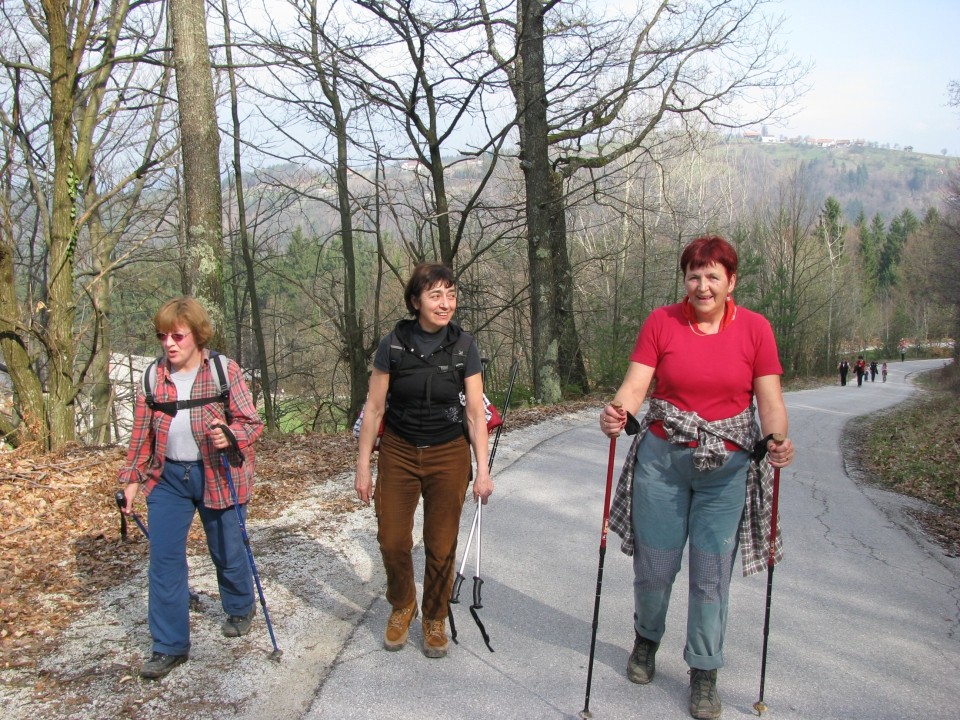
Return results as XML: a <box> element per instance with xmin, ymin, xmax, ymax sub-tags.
<box><xmin>608</xmin><ymin>398</ymin><xmax>783</xmax><ymax>577</ymax></box>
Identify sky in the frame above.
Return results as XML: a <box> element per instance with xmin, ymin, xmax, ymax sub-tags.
<box><xmin>768</xmin><ymin>0</ymin><xmax>960</xmax><ymax>155</ymax></box>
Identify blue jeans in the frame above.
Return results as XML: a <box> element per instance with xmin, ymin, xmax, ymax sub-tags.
<box><xmin>631</xmin><ymin>433</ymin><xmax>749</xmax><ymax>670</ymax></box>
<box><xmin>146</xmin><ymin>460</ymin><xmax>254</xmax><ymax>655</ymax></box>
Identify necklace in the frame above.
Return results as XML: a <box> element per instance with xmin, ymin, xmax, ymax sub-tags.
<box><xmin>688</xmin><ymin>320</ymin><xmax>719</xmax><ymax>336</ymax></box>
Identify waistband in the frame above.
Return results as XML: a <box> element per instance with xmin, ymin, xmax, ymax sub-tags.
<box><xmin>648</xmin><ymin>421</ymin><xmax>741</xmax><ymax>452</ymax></box>
<box><xmin>164</xmin><ymin>457</ymin><xmax>203</xmax><ymax>466</ymax></box>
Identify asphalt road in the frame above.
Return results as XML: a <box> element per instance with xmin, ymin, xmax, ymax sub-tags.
<box><xmin>304</xmin><ymin>358</ymin><xmax>960</xmax><ymax>720</ymax></box>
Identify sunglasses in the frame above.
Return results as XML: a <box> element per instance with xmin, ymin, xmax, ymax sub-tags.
<box><xmin>155</xmin><ymin>331</ymin><xmax>191</xmax><ymax>343</ymax></box>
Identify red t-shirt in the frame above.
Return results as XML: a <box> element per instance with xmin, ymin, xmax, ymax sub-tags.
<box><xmin>630</xmin><ymin>302</ymin><xmax>783</xmax><ymax>422</ymax></box>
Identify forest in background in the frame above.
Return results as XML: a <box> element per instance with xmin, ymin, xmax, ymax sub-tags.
<box><xmin>1</xmin><ymin>0</ymin><xmax>958</xmax><ymax>450</ymax></box>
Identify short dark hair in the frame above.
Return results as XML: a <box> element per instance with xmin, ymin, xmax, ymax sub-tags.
<box><xmin>404</xmin><ymin>263</ymin><xmax>456</xmax><ymax>316</ymax></box>
<box><xmin>680</xmin><ymin>235</ymin><xmax>738</xmax><ymax>279</ymax></box>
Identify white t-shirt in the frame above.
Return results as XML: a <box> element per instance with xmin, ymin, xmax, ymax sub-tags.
<box><xmin>166</xmin><ymin>365</ymin><xmax>202</xmax><ymax>461</ymax></box>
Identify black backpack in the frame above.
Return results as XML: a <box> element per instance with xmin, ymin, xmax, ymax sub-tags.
<box><xmin>143</xmin><ymin>351</ymin><xmax>230</xmax><ymax>418</ymax></box>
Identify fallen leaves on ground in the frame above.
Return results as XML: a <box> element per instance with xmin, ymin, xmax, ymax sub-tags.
<box><xmin>0</xmin><ymin>399</ymin><xmax>599</xmax><ymax>671</ymax></box>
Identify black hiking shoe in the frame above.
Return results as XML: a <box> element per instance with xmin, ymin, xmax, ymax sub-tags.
<box><xmin>626</xmin><ymin>632</ymin><xmax>659</xmax><ymax>684</ymax></box>
<box><xmin>689</xmin><ymin>668</ymin><xmax>721</xmax><ymax>719</ymax></box>
<box><xmin>139</xmin><ymin>652</ymin><xmax>187</xmax><ymax>679</ymax></box>
<box><xmin>222</xmin><ymin>608</ymin><xmax>255</xmax><ymax>637</ymax></box>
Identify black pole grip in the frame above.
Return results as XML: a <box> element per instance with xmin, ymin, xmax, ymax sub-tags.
<box><xmin>472</xmin><ymin>576</ymin><xmax>484</xmax><ymax>609</ymax></box>
<box><xmin>451</xmin><ymin>573</ymin><xmax>465</xmax><ymax>604</ymax></box>
<box><xmin>115</xmin><ymin>490</ymin><xmax>128</xmax><ymax>540</ymax></box>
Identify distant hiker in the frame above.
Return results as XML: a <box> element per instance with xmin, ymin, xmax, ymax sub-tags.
<box><xmin>600</xmin><ymin>236</ymin><xmax>795</xmax><ymax>720</ymax></box>
<box><xmin>882</xmin><ymin>362</ymin><xmax>888</xmax><ymax>382</ymax></box>
<box><xmin>354</xmin><ymin>263</ymin><xmax>491</xmax><ymax>660</ymax></box>
<box><xmin>870</xmin><ymin>360</ymin><xmax>878</xmax><ymax>382</ymax></box>
<box><xmin>855</xmin><ymin>356</ymin><xmax>866</xmax><ymax>386</ymax></box>
<box><xmin>838</xmin><ymin>359</ymin><xmax>849</xmax><ymax>386</ymax></box>
<box><xmin>118</xmin><ymin>297</ymin><xmax>264</xmax><ymax>680</ymax></box>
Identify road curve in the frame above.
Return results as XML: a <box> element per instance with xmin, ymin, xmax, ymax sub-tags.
<box><xmin>306</xmin><ymin>358</ymin><xmax>960</xmax><ymax>720</ymax></box>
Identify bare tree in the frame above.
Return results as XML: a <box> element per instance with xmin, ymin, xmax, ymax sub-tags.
<box><xmin>218</xmin><ymin>0</ymin><xmax>276</xmax><ymax>429</ymax></box>
<box><xmin>343</xmin><ymin>0</ymin><xmax>513</xmax><ymax>269</ymax></box>
<box><xmin>237</xmin><ymin>0</ymin><xmax>518</xmax><ymax>421</ymax></box>
<box><xmin>0</xmin><ymin>0</ymin><xmax>176</xmax><ymax>448</ymax></box>
<box><xmin>483</xmin><ymin>0</ymin><xmax>806</xmax><ymax>401</ymax></box>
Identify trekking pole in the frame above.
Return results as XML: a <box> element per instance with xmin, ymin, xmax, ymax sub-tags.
<box><xmin>449</xmin><ymin>357</ymin><xmax>520</xmax><ymax>649</ymax></box>
<box><xmin>214</xmin><ymin>425</ymin><xmax>283</xmax><ymax>661</ymax></box>
<box><xmin>468</xmin><ymin>499</ymin><xmax>494</xmax><ymax>652</ymax></box>
<box><xmin>115</xmin><ymin>490</ymin><xmax>150</xmax><ymax>540</ymax></box>
<box><xmin>449</xmin><ymin>507</ymin><xmax>477</xmax><ymax>644</ymax></box>
<box><xmin>117</xmin><ymin>491</ymin><xmax>128</xmax><ymax>540</ymax></box>
<box><xmin>579</xmin><ymin>401</ymin><xmax>622</xmax><ymax>720</ymax></box>
<box><xmin>753</xmin><ymin>434</ymin><xmax>785</xmax><ymax>716</ymax></box>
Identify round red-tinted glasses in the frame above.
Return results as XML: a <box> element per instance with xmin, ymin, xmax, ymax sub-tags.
<box><xmin>156</xmin><ymin>331</ymin><xmax>191</xmax><ymax>343</ymax></box>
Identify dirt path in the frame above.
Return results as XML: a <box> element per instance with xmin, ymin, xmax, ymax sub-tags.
<box><xmin>1</xmin><ymin>405</ymin><xmax>597</xmax><ymax>720</ymax></box>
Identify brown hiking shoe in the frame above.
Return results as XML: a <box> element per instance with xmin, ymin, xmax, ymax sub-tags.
<box><xmin>384</xmin><ymin>600</ymin><xmax>418</xmax><ymax>651</ymax></box>
<box><xmin>421</xmin><ymin>618</ymin><xmax>449</xmax><ymax>658</ymax></box>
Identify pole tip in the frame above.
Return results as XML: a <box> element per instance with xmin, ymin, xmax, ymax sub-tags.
<box><xmin>579</xmin><ymin>711</ymin><xmax>593</xmax><ymax>719</ymax></box>
<box><xmin>270</xmin><ymin>649</ymin><xmax>284</xmax><ymax>662</ymax></box>
<box><xmin>753</xmin><ymin>700</ymin><xmax>768</xmax><ymax>715</ymax></box>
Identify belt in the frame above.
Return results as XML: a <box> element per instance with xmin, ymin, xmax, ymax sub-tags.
<box><xmin>164</xmin><ymin>457</ymin><xmax>202</xmax><ymax>466</ymax></box>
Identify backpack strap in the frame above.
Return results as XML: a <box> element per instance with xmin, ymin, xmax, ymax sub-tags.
<box><xmin>143</xmin><ymin>351</ymin><xmax>232</xmax><ymax>419</ymax></box>
<box><xmin>209</xmin><ymin>351</ymin><xmax>231</xmax><ymax>420</ymax></box>
<box><xmin>449</xmin><ymin>331</ymin><xmax>472</xmax><ymax>392</ymax></box>
<box><xmin>142</xmin><ymin>356</ymin><xmax>162</xmax><ymax>411</ymax></box>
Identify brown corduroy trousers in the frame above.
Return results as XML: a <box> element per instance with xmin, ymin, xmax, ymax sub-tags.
<box><xmin>375</xmin><ymin>429</ymin><xmax>471</xmax><ymax>621</ymax></box>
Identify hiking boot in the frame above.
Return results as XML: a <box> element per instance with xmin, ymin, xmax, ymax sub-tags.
<box><xmin>384</xmin><ymin>600</ymin><xmax>418</xmax><ymax>651</ymax></box>
<box><xmin>222</xmin><ymin>608</ymin><xmax>256</xmax><ymax>637</ymax></box>
<box><xmin>139</xmin><ymin>652</ymin><xmax>188</xmax><ymax>679</ymax></box>
<box><xmin>626</xmin><ymin>632</ymin><xmax>659</xmax><ymax>684</ymax></box>
<box><xmin>421</xmin><ymin>618</ymin><xmax>449</xmax><ymax>659</ymax></box>
<box><xmin>689</xmin><ymin>668</ymin><xmax>721</xmax><ymax>719</ymax></box>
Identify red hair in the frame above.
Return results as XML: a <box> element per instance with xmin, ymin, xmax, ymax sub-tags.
<box><xmin>680</xmin><ymin>235</ymin><xmax>738</xmax><ymax>279</ymax></box>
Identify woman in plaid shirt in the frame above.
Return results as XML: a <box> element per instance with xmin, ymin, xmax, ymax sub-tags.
<box><xmin>600</xmin><ymin>236</ymin><xmax>795</xmax><ymax>720</ymax></box>
<box><xmin>118</xmin><ymin>297</ymin><xmax>263</xmax><ymax>679</ymax></box>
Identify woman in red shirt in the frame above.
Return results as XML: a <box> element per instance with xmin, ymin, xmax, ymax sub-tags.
<box><xmin>600</xmin><ymin>236</ymin><xmax>795</xmax><ymax>720</ymax></box>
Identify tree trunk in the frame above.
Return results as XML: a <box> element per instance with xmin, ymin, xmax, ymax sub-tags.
<box><xmin>0</xmin><ymin>238</ymin><xmax>47</xmax><ymax>446</ymax></box>
<box><xmin>517</xmin><ymin>0</ymin><xmax>560</xmax><ymax>402</ymax></box>
<box><xmin>516</xmin><ymin>0</ymin><xmax>588</xmax><ymax>401</ymax></box>
<box><xmin>169</xmin><ymin>0</ymin><xmax>227</xmax><ymax>347</ymax></box>
<box><xmin>547</xmin><ymin>171</ymin><xmax>589</xmax><ymax>394</ymax></box>
<box><xmin>88</xmin><ymin>215</ymin><xmax>114</xmax><ymax>444</ymax></box>
<box><xmin>43</xmin><ymin>0</ymin><xmax>79</xmax><ymax>449</ymax></box>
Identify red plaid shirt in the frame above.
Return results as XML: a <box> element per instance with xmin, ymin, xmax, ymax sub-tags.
<box><xmin>118</xmin><ymin>350</ymin><xmax>264</xmax><ymax>509</ymax></box>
